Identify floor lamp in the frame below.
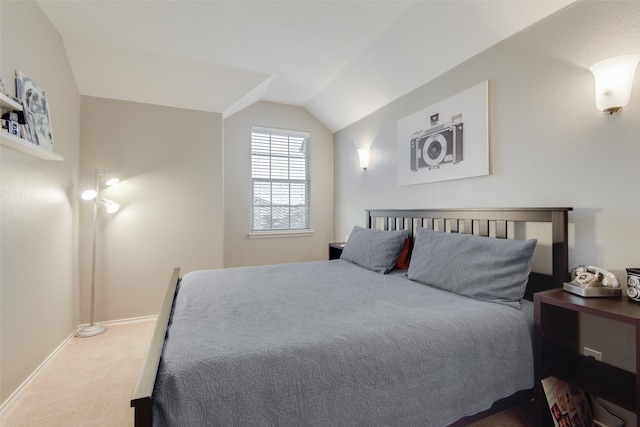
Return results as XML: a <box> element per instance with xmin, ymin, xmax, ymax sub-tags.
<box><xmin>77</xmin><ymin>168</ymin><xmax>120</xmax><ymax>338</ymax></box>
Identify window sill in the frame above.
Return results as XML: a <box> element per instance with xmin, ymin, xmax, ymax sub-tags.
<box><xmin>249</xmin><ymin>230</ymin><xmax>314</xmax><ymax>239</ymax></box>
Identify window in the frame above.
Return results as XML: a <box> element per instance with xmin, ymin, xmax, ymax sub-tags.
<box><xmin>251</xmin><ymin>126</ymin><xmax>310</xmax><ymax>233</ymax></box>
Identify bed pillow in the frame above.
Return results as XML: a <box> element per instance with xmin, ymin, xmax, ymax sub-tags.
<box><xmin>341</xmin><ymin>226</ymin><xmax>409</xmax><ymax>274</ymax></box>
<box><xmin>407</xmin><ymin>228</ymin><xmax>537</xmax><ymax>308</ymax></box>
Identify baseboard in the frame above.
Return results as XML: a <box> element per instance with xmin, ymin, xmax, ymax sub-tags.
<box><xmin>0</xmin><ymin>328</ymin><xmax>76</xmax><ymax>415</ymax></box>
<box><xmin>75</xmin><ymin>314</ymin><xmax>158</xmax><ymax>332</ymax></box>
<box><xmin>0</xmin><ymin>315</ymin><xmax>158</xmax><ymax>415</ymax></box>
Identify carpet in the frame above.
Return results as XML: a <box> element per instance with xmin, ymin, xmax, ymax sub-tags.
<box><xmin>1</xmin><ymin>319</ymin><xmax>155</xmax><ymax>427</ymax></box>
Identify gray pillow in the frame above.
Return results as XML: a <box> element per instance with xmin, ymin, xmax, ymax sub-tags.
<box><xmin>407</xmin><ymin>228</ymin><xmax>537</xmax><ymax>308</ymax></box>
<box><xmin>340</xmin><ymin>226</ymin><xmax>409</xmax><ymax>274</ymax></box>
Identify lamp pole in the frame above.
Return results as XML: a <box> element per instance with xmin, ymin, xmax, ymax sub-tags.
<box><xmin>77</xmin><ymin>169</ymin><xmax>107</xmax><ymax>337</ymax></box>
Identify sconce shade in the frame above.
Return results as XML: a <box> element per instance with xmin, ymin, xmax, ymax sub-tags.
<box><xmin>357</xmin><ymin>148</ymin><xmax>369</xmax><ymax>170</ymax></box>
<box><xmin>590</xmin><ymin>55</ymin><xmax>640</xmax><ymax>114</ymax></box>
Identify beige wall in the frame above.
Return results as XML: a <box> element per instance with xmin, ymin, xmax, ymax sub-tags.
<box><xmin>0</xmin><ymin>1</ymin><xmax>80</xmax><ymax>404</ymax></box>
<box><xmin>224</xmin><ymin>101</ymin><xmax>334</xmax><ymax>267</ymax></box>
<box><xmin>80</xmin><ymin>96</ymin><xmax>224</xmax><ymax>322</ymax></box>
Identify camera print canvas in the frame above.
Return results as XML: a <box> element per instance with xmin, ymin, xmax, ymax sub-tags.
<box><xmin>397</xmin><ymin>81</ymin><xmax>488</xmax><ymax>186</ymax></box>
<box><xmin>16</xmin><ymin>71</ymin><xmax>54</xmax><ymax>151</ymax></box>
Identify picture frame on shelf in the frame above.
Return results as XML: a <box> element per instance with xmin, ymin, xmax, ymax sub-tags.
<box><xmin>15</xmin><ymin>70</ymin><xmax>54</xmax><ymax>151</ymax></box>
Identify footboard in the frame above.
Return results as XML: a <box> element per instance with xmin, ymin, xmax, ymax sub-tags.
<box><xmin>131</xmin><ymin>267</ymin><xmax>180</xmax><ymax>427</ymax></box>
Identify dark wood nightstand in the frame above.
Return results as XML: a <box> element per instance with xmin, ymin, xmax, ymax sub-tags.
<box><xmin>534</xmin><ymin>288</ymin><xmax>640</xmax><ymax>426</ymax></box>
<box><xmin>328</xmin><ymin>243</ymin><xmax>345</xmax><ymax>260</ymax></box>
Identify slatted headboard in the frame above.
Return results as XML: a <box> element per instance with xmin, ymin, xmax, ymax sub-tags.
<box><xmin>365</xmin><ymin>208</ymin><xmax>572</xmax><ymax>300</ymax></box>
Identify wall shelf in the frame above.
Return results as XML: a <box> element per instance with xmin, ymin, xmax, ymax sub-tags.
<box><xmin>0</xmin><ymin>92</ymin><xmax>23</xmax><ymax>111</ymax></box>
<box><xmin>0</xmin><ymin>130</ymin><xmax>63</xmax><ymax>161</ymax></box>
<box><xmin>0</xmin><ymin>92</ymin><xmax>63</xmax><ymax>161</ymax></box>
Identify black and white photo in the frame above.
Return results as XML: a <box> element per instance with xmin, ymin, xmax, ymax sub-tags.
<box><xmin>397</xmin><ymin>81</ymin><xmax>488</xmax><ymax>185</ymax></box>
<box><xmin>16</xmin><ymin>70</ymin><xmax>54</xmax><ymax>151</ymax></box>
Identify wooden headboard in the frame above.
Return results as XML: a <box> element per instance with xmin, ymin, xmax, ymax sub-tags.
<box><xmin>365</xmin><ymin>207</ymin><xmax>572</xmax><ymax>300</ymax></box>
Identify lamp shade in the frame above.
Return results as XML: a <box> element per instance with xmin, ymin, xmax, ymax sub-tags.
<box><xmin>103</xmin><ymin>199</ymin><xmax>120</xmax><ymax>214</ymax></box>
<box><xmin>81</xmin><ymin>187</ymin><xmax>97</xmax><ymax>201</ymax></box>
<box><xmin>105</xmin><ymin>177</ymin><xmax>120</xmax><ymax>186</ymax></box>
<box><xmin>590</xmin><ymin>55</ymin><xmax>640</xmax><ymax>114</ymax></box>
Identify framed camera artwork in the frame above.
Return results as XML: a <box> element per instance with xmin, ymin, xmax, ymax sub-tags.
<box><xmin>15</xmin><ymin>70</ymin><xmax>54</xmax><ymax>151</ymax></box>
<box><xmin>397</xmin><ymin>81</ymin><xmax>489</xmax><ymax>186</ymax></box>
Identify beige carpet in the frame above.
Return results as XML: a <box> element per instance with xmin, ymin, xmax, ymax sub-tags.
<box><xmin>467</xmin><ymin>400</ymin><xmax>535</xmax><ymax>427</ymax></box>
<box><xmin>1</xmin><ymin>318</ymin><xmax>533</xmax><ymax>426</ymax></box>
<box><xmin>1</xmin><ymin>319</ymin><xmax>155</xmax><ymax>427</ymax></box>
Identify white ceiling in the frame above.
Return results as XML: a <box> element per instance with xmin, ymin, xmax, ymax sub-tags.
<box><xmin>36</xmin><ymin>0</ymin><xmax>574</xmax><ymax>132</ymax></box>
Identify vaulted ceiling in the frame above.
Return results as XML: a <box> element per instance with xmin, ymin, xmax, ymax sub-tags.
<box><xmin>37</xmin><ymin>0</ymin><xmax>574</xmax><ymax>132</ymax></box>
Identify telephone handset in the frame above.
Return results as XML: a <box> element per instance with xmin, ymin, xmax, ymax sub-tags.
<box><xmin>563</xmin><ymin>265</ymin><xmax>622</xmax><ymax>297</ymax></box>
<box><xmin>572</xmin><ymin>265</ymin><xmax>620</xmax><ymax>287</ymax></box>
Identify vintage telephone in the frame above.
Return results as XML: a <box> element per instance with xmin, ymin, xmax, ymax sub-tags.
<box><xmin>563</xmin><ymin>265</ymin><xmax>621</xmax><ymax>297</ymax></box>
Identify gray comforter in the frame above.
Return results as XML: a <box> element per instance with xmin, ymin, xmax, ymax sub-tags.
<box><xmin>152</xmin><ymin>260</ymin><xmax>534</xmax><ymax>426</ymax></box>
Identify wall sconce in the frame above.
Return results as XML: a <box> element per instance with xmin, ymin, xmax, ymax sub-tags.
<box><xmin>357</xmin><ymin>148</ymin><xmax>369</xmax><ymax>170</ymax></box>
<box><xmin>590</xmin><ymin>54</ymin><xmax>640</xmax><ymax>115</ymax></box>
<box><xmin>77</xmin><ymin>168</ymin><xmax>121</xmax><ymax>338</ymax></box>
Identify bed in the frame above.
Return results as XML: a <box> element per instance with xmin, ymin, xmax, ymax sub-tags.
<box><xmin>131</xmin><ymin>207</ymin><xmax>572</xmax><ymax>426</ymax></box>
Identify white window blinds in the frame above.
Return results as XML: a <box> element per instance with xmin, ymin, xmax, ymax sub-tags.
<box><xmin>251</xmin><ymin>126</ymin><xmax>311</xmax><ymax>232</ymax></box>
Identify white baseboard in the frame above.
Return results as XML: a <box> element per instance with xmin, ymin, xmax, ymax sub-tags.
<box><xmin>0</xmin><ymin>315</ymin><xmax>158</xmax><ymax>415</ymax></box>
<box><xmin>75</xmin><ymin>314</ymin><xmax>158</xmax><ymax>332</ymax></box>
<box><xmin>0</xmin><ymin>328</ymin><xmax>76</xmax><ymax>414</ymax></box>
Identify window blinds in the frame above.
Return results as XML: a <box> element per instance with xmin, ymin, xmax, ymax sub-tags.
<box><xmin>251</xmin><ymin>126</ymin><xmax>310</xmax><ymax>232</ymax></box>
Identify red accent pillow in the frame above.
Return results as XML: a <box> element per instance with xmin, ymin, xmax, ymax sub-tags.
<box><xmin>395</xmin><ymin>237</ymin><xmax>411</xmax><ymax>269</ymax></box>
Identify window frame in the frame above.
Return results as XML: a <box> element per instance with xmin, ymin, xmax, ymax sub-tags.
<box><xmin>249</xmin><ymin>125</ymin><xmax>312</xmax><ymax>238</ymax></box>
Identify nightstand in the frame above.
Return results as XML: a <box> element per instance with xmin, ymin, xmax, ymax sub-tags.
<box><xmin>534</xmin><ymin>288</ymin><xmax>640</xmax><ymax>426</ymax></box>
<box><xmin>328</xmin><ymin>243</ymin><xmax>345</xmax><ymax>260</ymax></box>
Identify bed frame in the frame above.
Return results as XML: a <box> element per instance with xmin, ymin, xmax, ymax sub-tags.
<box><xmin>131</xmin><ymin>207</ymin><xmax>572</xmax><ymax>426</ymax></box>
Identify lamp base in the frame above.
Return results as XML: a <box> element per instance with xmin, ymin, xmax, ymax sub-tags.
<box><xmin>76</xmin><ymin>323</ymin><xmax>107</xmax><ymax>338</ymax></box>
